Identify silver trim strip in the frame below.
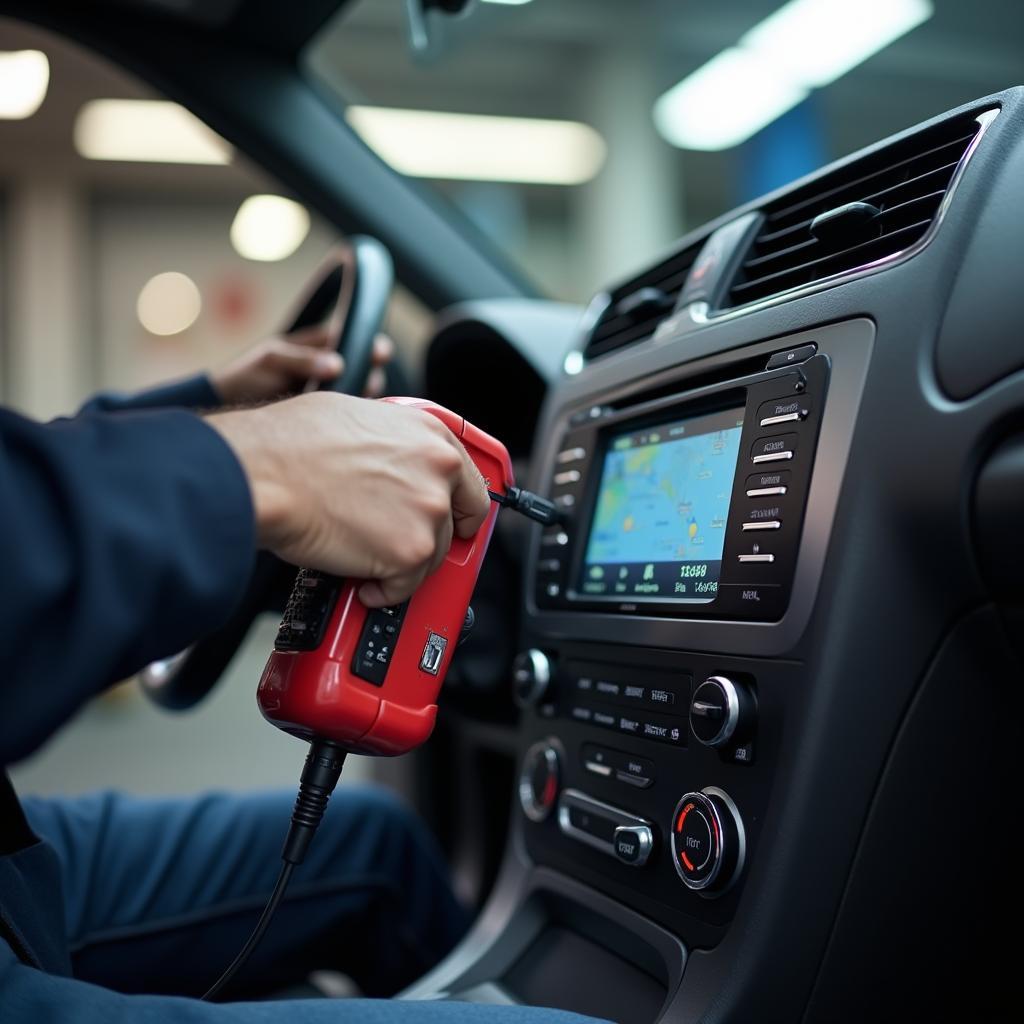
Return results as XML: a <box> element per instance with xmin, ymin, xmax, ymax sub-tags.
<box><xmin>738</xmin><ymin>553</ymin><xmax>775</xmax><ymax>563</ymax></box>
<box><xmin>760</xmin><ymin>412</ymin><xmax>802</xmax><ymax>427</ymax></box>
<box><xmin>746</xmin><ymin>486</ymin><xmax>787</xmax><ymax>497</ymax></box>
<box><xmin>752</xmin><ymin>451</ymin><xmax>794</xmax><ymax>464</ymax></box>
<box><xmin>742</xmin><ymin>520</ymin><xmax>782</xmax><ymax>531</ymax></box>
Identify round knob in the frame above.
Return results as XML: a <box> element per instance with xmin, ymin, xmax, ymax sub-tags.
<box><xmin>519</xmin><ymin>740</ymin><xmax>561</xmax><ymax>822</ymax></box>
<box><xmin>513</xmin><ymin>649</ymin><xmax>552</xmax><ymax>709</ymax></box>
<box><xmin>670</xmin><ymin>788</ymin><xmax>745</xmax><ymax>893</ymax></box>
<box><xmin>689</xmin><ymin>675</ymin><xmax>751</xmax><ymax>748</ymax></box>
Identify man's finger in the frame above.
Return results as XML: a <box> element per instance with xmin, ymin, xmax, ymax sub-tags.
<box><xmin>372</xmin><ymin>333</ymin><xmax>395</xmax><ymax>367</ymax></box>
<box><xmin>284</xmin><ymin>324</ymin><xmax>335</xmax><ymax>350</ymax></box>
<box><xmin>358</xmin><ymin>568</ymin><xmax>427</xmax><ymax>608</ymax></box>
<box><xmin>267</xmin><ymin>340</ymin><xmax>343</xmax><ymax>380</ymax></box>
<box><xmin>451</xmin><ymin>448</ymin><xmax>491</xmax><ymax>539</ymax></box>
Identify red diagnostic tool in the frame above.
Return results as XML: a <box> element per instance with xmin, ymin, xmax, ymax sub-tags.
<box><xmin>205</xmin><ymin>400</ymin><xmax>558</xmax><ymax>1001</ymax></box>
<box><xmin>257</xmin><ymin>398</ymin><xmax>515</xmax><ymax>756</ymax></box>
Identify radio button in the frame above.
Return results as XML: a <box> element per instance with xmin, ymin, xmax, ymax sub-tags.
<box><xmin>752</xmin><ymin>451</ymin><xmax>793</xmax><ymax>465</ymax></box>
<box><xmin>766</xmin><ymin>343</ymin><xmax>816</xmax><ymax>369</ymax></box>
<box><xmin>741</xmin><ymin>521</ymin><xmax>781</xmax><ymax>532</ymax></box>
<box><xmin>537</xmin><ymin>558</ymin><xmax>563</xmax><ymax>572</ymax></box>
<box><xmin>752</xmin><ymin>433</ymin><xmax>798</xmax><ymax>461</ymax></box>
<box><xmin>541</xmin><ymin>530</ymin><xmax>570</xmax><ymax>547</ymax></box>
<box><xmin>617</xmin><ymin>714</ymin><xmax>642</xmax><ymax>735</ymax></box>
<box><xmin>556</xmin><ymin>446</ymin><xmax>587</xmax><ymax>464</ymax></box>
<box><xmin>593</xmin><ymin>710</ymin><xmax>617</xmax><ymax>728</ymax></box>
<box><xmin>737</xmin><ymin>553</ymin><xmax>775</xmax><ymax>563</ymax></box>
<box><xmin>616</xmin><ymin>770</ymin><xmax>653</xmax><ymax>789</ymax></box>
<box><xmin>746</xmin><ymin>469</ymin><xmax>791</xmax><ymax>492</ymax></box>
<box><xmin>553</xmin><ymin>469</ymin><xmax>581</xmax><ymax>485</ymax></box>
<box><xmin>757</xmin><ymin>395</ymin><xmax>811</xmax><ymax>427</ymax></box>
<box><xmin>554</xmin><ymin>494</ymin><xmax>576</xmax><ymax>509</ymax></box>
<box><xmin>545</xmin><ymin>582</ymin><xmax>561</xmax><ymax>598</ymax></box>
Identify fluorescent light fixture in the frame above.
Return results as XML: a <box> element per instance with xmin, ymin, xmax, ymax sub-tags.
<box><xmin>653</xmin><ymin>48</ymin><xmax>808</xmax><ymax>152</ymax></box>
<box><xmin>230</xmin><ymin>195</ymin><xmax>310</xmax><ymax>262</ymax></box>
<box><xmin>0</xmin><ymin>50</ymin><xmax>50</xmax><ymax>120</ymax></box>
<box><xmin>74</xmin><ymin>99</ymin><xmax>231</xmax><ymax>164</ymax></box>
<box><xmin>137</xmin><ymin>272</ymin><xmax>202</xmax><ymax>336</ymax></box>
<box><xmin>346</xmin><ymin>106</ymin><xmax>606</xmax><ymax>185</ymax></box>
<box><xmin>743</xmin><ymin>0</ymin><xmax>933</xmax><ymax>88</ymax></box>
<box><xmin>654</xmin><ymin>0</ymin><xmax>932</xmax><ymax>150</ymax></box>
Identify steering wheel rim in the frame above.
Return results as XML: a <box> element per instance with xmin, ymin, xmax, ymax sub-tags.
<box><xmin>138</xmin><ymin>236</ymin><xmax>394</xmax><ymax>710</ymax></box>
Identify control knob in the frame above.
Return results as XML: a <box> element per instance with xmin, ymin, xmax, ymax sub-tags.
<box><xmin>689</xmin><ymin>675</ymin><xmax>754</xmax><ymax>750</ymax></box>
<box><xmin>519</xmin><ymin>740</ymin><xmax>561</xmax><ymax>822</ymax></box>
<box><xmin>512</xmin><ymin>648</ymin><xmax>552</xmax><ymax>709</ymax></box>
<box><xmin>670</xmin><ymin>788</ymin><xmax>745</xmax><ymax>893</ymax></box>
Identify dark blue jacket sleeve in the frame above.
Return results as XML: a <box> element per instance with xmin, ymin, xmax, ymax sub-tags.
<box><xmin>0</xmin><ymin>404</ymin><xmax>255</xmax><ymax>765</ymax></box>
<box><xmin>78</xmin><ymin>374</ymin><xmax>222</xmax><ymax>414</ymax></box>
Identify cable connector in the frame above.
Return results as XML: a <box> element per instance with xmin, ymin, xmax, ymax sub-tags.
<box><xmin>489</xmin><ymin>486</ymin><xmax>561</xmax><ymax>526</ymax></box>
<box><xmin>282</xmin><ymin>739</ymin><xmax>347</xmax><ymax>865</ymax></box>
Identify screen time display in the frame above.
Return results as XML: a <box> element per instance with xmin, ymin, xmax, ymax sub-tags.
<box><xmin>578</xmin><ymin>407</ymin><xmax>745</xmax><ymax>602</ymax></box>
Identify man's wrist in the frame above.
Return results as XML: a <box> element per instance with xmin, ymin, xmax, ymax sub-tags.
<box><xmin>205</xmin><ymin>408</ymin><xmax>292</xmax><ymax>550</ymax></box>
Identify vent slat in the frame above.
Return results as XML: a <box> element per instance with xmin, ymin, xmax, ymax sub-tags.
<box><xmin>583</xmin><ymin>240</ymin><xmax>704</xmax><ymax>360</ymax></box>
<box><xmin>725</xmin><ymin>113</ymin><xmax>983</xmax><ymax>310</ymax></box>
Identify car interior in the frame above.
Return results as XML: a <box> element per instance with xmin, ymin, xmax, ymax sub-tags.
<box><xmin>2</xmin><ymin>0</ymin><xmax>1023</xmax><ymax>1020</ymax></box>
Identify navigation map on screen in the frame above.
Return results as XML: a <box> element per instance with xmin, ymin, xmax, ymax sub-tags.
<box><xmin>579</xmin><ymin>407</ymin><xmax>744</xmax><ymax>602</ymax></box>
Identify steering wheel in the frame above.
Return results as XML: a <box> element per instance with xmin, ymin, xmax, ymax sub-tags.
<box><xmin>138</xmin><ymin>236</ymin><xmax>394</xmax><ymax>710</ymax></box>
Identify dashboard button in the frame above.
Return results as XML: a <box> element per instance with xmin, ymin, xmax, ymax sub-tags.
<box><xmin>512</xmin><ymin>649</ymin><xmax>552</xmax><ymax>709</ymax></box>
<box><xmin>746</xmin><ymin>469</ymin><xmax>791</xmax><ymax>493</ymax></box>
<box><xmin>613</xmin><ymin>825</ymin><xmax>654</xmax><ymax>867</ymax></box>
<box><xmin>556</xmin><ymin>446</ymin><xmax>587</xmax><ymax>464</ymax></box>
<box><xmin>617</xmin><ymin>714</ymin><xmax>642</xmax><ymax>735</ymax></box>
<box><xmin>671</xmin><ymin>789</ymin><xmax>746</xmax><ymax>893</ymax></box>
<box><xmin>752</xmin><ymin>433</ymin><xmax>798</xmax><ymax>461</ymax></box>
<box><xmin>553</xmin><ymin>469</ymin><xmax>581</xmax><ymax>485</ymax></box>
<box><xmin>616</xmin><ymin>770</ymin><xmax>653</xmax><ymax>789</ymax></box>
<box><xmin>766</xmin><ymin>343</ymin><xmax>816</xmax><ymax>369</ymax></box>
<box><xmin>541</xmin><ymin>530</ymin><xmax>570</xmax><ymax>547</ymax></box>
<box><xmin>737</xmin><ymin>553</ymin><xmax>775</xmax><ymax>563</ymax></box>
<box><xmin>519</xmin><ymin>741</ymin><xmax>561</xmax><ymax>822</ymax></box>
<box><xmin>757</xmin><ymin>395</ymin><xmax>811</xmax><ymax>427</ymax></box>
<box><xmin>752</xmin><ymin>451</ymin><xmax>794</xmax><ymax>465</ymax></box>
<box><xmin>741</xmin><ymin>521</ymin><xmax>781</xmax><ymax>531</ymax></box>
<box><xmin>689</xmin><ymin>676</ymin><xmax>752</xmax><ymax>748</ymax></box>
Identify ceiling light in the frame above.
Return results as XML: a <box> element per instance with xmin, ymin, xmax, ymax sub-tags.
<box><xmin>742</xmin><ymin>0</ymin><xmax>933</xmax><ymax>88</ymax></box>
<box><xmin>653</xmin><ymin>0</ymin><xmax>932</xmax><ymax>151</ymax></box>
<box><xmin>137</xmin><ymin>272</ymin><xmax>202</xmax><ymax>336</ymax></box>
<box><xmin>74</xmin><ymin>99</ymin><xmax>231</xmax><ymax>164</ymax></box>
<box><xmin>346</xmin><ymin>106</ymin><xmax>606</xmax><ymax>185</ymax></box>
<box><xmin>0</xmin><ymin>50</ymin><xmax>50</xmax><ymax>120</ymax></box>
<box><xmin>653</xmin><ymin>48</ymin><xmax>808</xmax><ymax>152</ymax></box>
<box><xmin>230</xmin><ymin>195</ymin><xmax>310</xmax><ymax>262</ymax></box>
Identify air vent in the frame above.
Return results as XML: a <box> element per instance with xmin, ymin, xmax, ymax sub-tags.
<box><xmin>726</xmin><ymin>111</ymin><xmax>988</xmax><ymax>309</ymax></box>
<box><xmin>583</xmin><ymin>242</ymin><xmax>703</xmax><ymax>360</ymax></box>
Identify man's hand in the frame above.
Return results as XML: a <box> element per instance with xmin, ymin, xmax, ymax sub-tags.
<box><xmin>207</xmin><ymin>393</ymin><xmax>491</xmax><ymax>606</ymax></box>
<box><xmin>211</xmin><ymin>327</ymin><xmax>393</xmax><ymax>405</ymax></box>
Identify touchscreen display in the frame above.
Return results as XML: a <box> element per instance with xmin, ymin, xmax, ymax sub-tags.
<box><xmin>578</xmin><ymin>407</ymin><xmax>744</xmax><ymax>602</ymax></box>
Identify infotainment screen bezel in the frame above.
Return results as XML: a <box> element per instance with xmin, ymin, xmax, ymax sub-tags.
<box><xmin>531</xmin><ymin>353</ymin><xmax>831</xmax><ymax>623</ymax></box>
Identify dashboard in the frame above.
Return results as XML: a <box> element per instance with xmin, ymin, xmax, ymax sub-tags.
<box><xmin>410</xmin><ymin>88</ymin><xmax>1024</xmax><ymax>1023</ymax></box>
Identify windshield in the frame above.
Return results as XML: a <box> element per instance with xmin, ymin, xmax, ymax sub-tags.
<box><xmin>308</xmin><ymin>0</ymin><xmax>1024</xmax><ymax>303</ymax></box>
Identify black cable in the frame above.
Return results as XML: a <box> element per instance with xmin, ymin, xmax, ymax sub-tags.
<box><xmin>201</xmin><ymin>861</ymin><xmax>294</xmax><ymax>1001</ymax></box>
<box><xmin>202</xmin><ymin>739</ymin><xmax>347</xmax><ymax>1001</ymax></box>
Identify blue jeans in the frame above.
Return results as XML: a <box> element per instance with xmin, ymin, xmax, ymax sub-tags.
<box><xmin>1</xmin><ymin>785</ymin><xmax>601</xmax><ymax>1024</ymax></box>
